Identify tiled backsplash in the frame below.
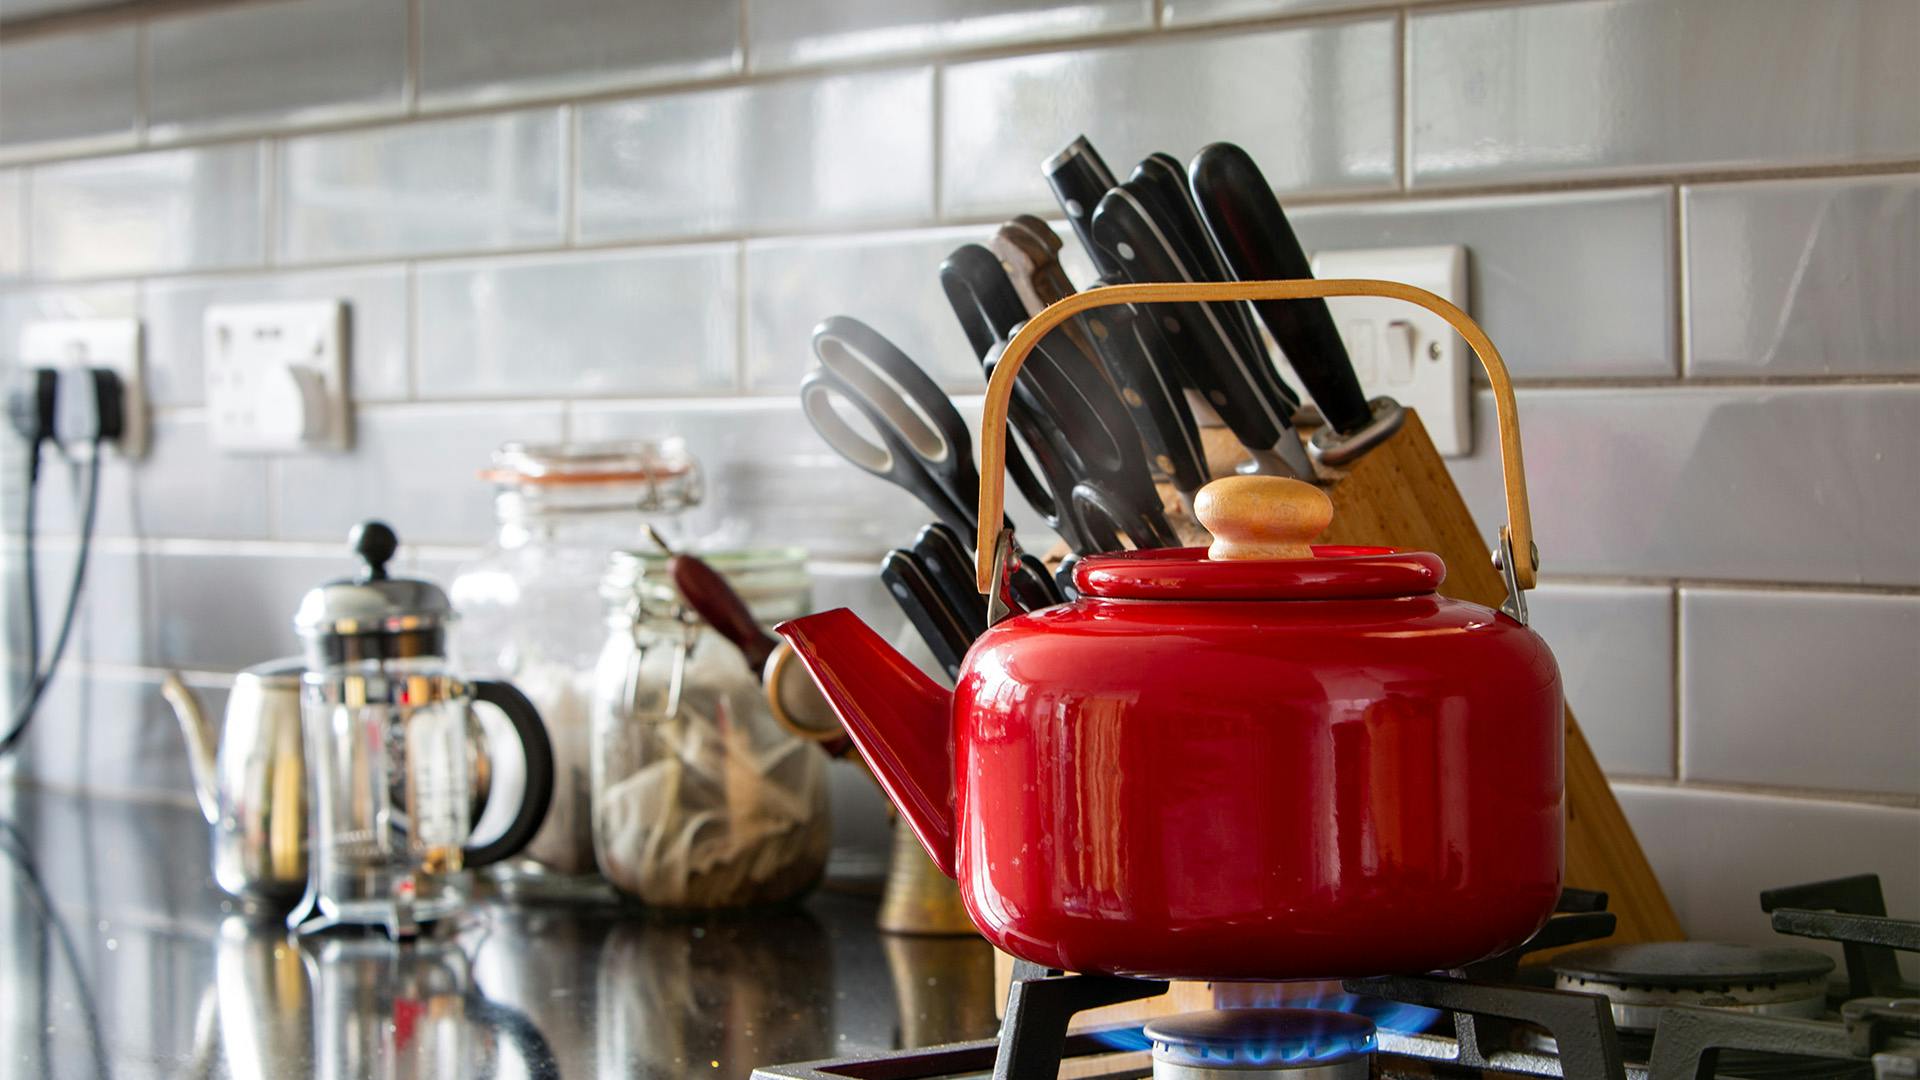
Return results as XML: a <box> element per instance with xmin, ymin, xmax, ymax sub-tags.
<box><xmin>0</xmin><ymin>0</ymin><xmax>1914</xmax><ymax>942</ymax></box>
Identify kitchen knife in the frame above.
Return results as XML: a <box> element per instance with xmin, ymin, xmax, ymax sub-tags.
<box><xmin>1091</xmin><ymin>181</ymin><xmax>1317</xmax><ymax>480</ymax></box>
<box><xmin>1189</xmin><ymin>142</ymin><xmax>1378</xmax><ymax>439</ymax></box>
<box><xmin>1042</xmin><ymin>135</ymin><xmax>1125</xmax><ymax>280</ymax></box>
<box><xmin>913</xmin><ymin>523</ymin><xmax>988</xmax><ymax>639</ymax></box>
<box><xmin>1131</xmin><ymin>153</ymin><xmax>1299</xmax><ymax>413</ymax></box>
<box><xmin>992</xmin><ymin>219</ymin><xmax>1210</xmax><ymax>504</ymax></box>
<box><xmin>880</xmin><ymin>549</ymin><xmax>971</xmax><ymax>680</ymax></box>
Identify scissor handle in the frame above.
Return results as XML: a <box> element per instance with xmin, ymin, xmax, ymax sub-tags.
<box><xmin>975</xmin><ymin>279</ymin><xmax>1538</xmax><ymax>594</ymax></box>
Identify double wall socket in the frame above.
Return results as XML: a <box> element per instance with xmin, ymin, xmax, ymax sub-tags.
<box><xmin>18</xmin><ymin>319</ymin><xmax>149</xmax><ymax>459</ymax></box>
<box><xmin>205</xmin><ymin>300</ymin><xmax>351</xmax><ymax>453</ymax></box>
<box><xmin>1308</xmin><ymin>245</ymin><xmax>1472</xmax><ymax>457</ymax></box>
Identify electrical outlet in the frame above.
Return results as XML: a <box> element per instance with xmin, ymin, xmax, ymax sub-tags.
<box><xmin>1308</xmin><ymin>245</ymin><xmax>1472</xmax><ymax>457</ymax></box>
<box><xmin>18</xmin><ymin>319</ymin><xmax>149</xmax><ymax>459</ymax></box>
<box><xmin>204</xmin><ymin>300</ymin><xmax>351</xmax><ymax>453</ymax></box>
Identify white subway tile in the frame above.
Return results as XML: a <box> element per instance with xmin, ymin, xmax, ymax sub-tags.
<box><xmin>1686</xmin><ymin>175</ymin><xmax>1920</xmax><ymax>378</ymax></box>
<box><xmin>1531</xmin><ymin>583</ymin><xmax>1674</xmax><ymax>778</ymax></box>
<box><xmin>1164</xmin><ymin>0</ymin><xmax>1441</xmax><ymax>26</ymax></box>
<box><xmin>1410</xmin><ymin>0</ymin><xmax>1920</xmax><ymax>186</ymax></box>
<box><xmin>271</xmin><ymin>403</ymin><xmax>564</xmax><ymax>545</ymax></box>
<box><xmin>146</xmin><ymin>0</ymin><xmax>408</xmax><ymax>142</ymax></box>
<box><xmin>1449</xmin><ymin>386</ymin><xmax>1920</xmax><ymax>587</ymax></box>
<box><xmin>1681</xmin><ymin>589</ymin><xmax>1919</xmax><ymax>797</ymax></box>
<box><xmin>748</xmin><ymin>0</ymin><xmax>1149</xmax><ymax>70</ymax></box>
<box><xmin>941</xmin><ymin>20</ymin><xmax>1396</xmax><ymax>218</ymax></box>
<box><xmin>18</xmin><ymin>668</ymin><xmax>214</xmax><ymax>800</ymax></box>
<box><xmin>420</xmin><ymin>0</ymin><xmax>738</xmax><ymax>109</ymax></box>
<box><xmin>30</xmin><ymin>144</ymin><xmax>266</xmax><ymax>278</ymax></box>
<box><xmin>278</xmin><ymin>111</ymin><xmax>565</xmax><ymax>262</ymax></box>
<box><xmin>0</xmin><ymin>283</ymin><xmax>140</xmax><ymax>359</ymax></box>
<box><xmin>1613</xmin><ymin>783</ymin><xmax>1919</xmax><ymax>959</ymax></box>
<box><xmin>0</xmin><ymin>27</ymin><xmax>138</xmax><ymax>155</ymax></box>
<box><xmin>415</xmin><ymin>247</ymin><xmax>738</xmax><ymax>400</ymax></box>
<box><xmin>1292</xmin><ymin>188</ymin><xmax>1676</xmax><ymax>379</ymax></box>
<box><xmin>743</xmin><ymin>225</ymin><xmax>994</xmax><ymax>394</ymax></box>
<box><xmin>577</xmin><ymin>68</ymin><xmax>936</xmax><ymax>242</ymax></box>
<box><xmin>34</xmin><ymin>413</ymin><xmax>271</xmax><ymax>541</ymax></box>
<box><xmin>0</xmin><ymin>170</ymin><xmax>24</xmax><ymax>283</ymax></box>
<box><xmin>41</xmin><ymin>547</ymin><xmax>343</xmax><ymax>671</ymax></box>
<box><xmin>141</xmin><ymin>266</ymin><xmax>410</xmax><ymax>408</ymax></box>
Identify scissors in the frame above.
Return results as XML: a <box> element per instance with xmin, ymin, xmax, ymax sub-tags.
<box><xmin>801</xmin><ymin>317</ymin><xmax>1063</xmax><ymax>609</ymax></box>
<box><xmin>939</xmin><ymin>244</ymin><xmax>1179</xmax><ymax>556</ymax></box>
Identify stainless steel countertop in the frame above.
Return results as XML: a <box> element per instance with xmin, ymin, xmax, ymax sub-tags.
<box><xmin>0</xmin><ymin>784</ymin><xmax>1000</xmax><ymax>1078</ymax></box>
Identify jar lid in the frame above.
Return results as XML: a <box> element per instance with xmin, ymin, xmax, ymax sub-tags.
<box><xmin>480</xmin><ymin>439</ymin><xmax>701</xmax><ymax>511</ymax></box>
<box><xmin>293</xmin><ymin>521</ymin><xmax>453</xmax><ymax>638</ymax></box>
<box><xmin>1072</xmin><ymin>476</ymin><xmax>1446</xmax><ymax>602</ymax></box>
<box><xmin>602</xmin><ymin>547</ymin><xmax>811</xmax><ymax>623</ymax></box>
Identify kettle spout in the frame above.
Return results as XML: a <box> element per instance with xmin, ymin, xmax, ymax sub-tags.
<box><xmin>776</xmin><ymin>609</ymin><xmax>957</xmax><ymax>878</ymax></box>
<box><xmin>161</xmin><ymin>673</ymin><xmax>221</xmax><ymax>826</ymax></box>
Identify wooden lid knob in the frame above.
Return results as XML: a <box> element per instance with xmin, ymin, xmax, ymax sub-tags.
<box><xmin>1195</xmin><ymin>475</ymin><xmax>1333</xmax><ymax>561</ymax></box>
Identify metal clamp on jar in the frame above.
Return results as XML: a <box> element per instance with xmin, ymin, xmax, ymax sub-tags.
<box><xmin>289</xmin><ymin>521</ymin><xmax>556</xmax><ymax>938</ymax></box>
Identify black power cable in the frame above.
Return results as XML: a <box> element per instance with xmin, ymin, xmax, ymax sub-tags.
<box><xmin>3</xmin><ymin>367</ymin><xmax>118</xmax><ymax>758</ymax></box>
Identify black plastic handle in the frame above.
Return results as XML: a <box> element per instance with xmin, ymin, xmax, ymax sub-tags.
<box><xmin>1190</xmin><ymin>142</ymin><xmax>1372</xmax><ymax>434</ymax></box>
<box><xmin>1042</xmin><ymin>135</ymin><xmax>1124</xmax><ymax>279</ymax></box>
<box><xmin>1091</xmin><ymin>183</ymin><xmax>1298</xmax><ymax>455</ymax></box>
<box><xmin>463</xmin><ymin>680</ymin><xmax>554</xmax><ymax>869</ymax></box>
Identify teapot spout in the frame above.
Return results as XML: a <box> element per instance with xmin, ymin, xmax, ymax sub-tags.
<box><xmin>161</xmin><ymin>673</ymin><xmax>221</xmax><ymax>826</ymax></box>
<box><xmin>776</xmin><ymin>609</ymin><xmax>957</xmax><ymax>878</ymax></box>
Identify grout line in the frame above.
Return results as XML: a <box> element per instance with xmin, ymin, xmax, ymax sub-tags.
<box><xmin>736</xmin><ymin>0</ymin><xmax>751</xmax><ymax>73</ymax></box>
<box><xmin>133</xmin><ymin>18</ymin><xmax>151</xmax><ymax>146</ymax></box>
<box><xmin>563</xmin><ymin>105</ymin><xmax>580</xmax><ymax>247</ymax></box>
<box><xmin>929</xmin><ymin>63</ymin><xmax>945</xmax><ymax>222</ymax></box>
<box><xmin>1672</xmin><ymin>183</ymin><xmax>1689</xmax><ymax>377</ymax></box>
<box><xmin>403</xmin><ymin>261</ymin><xmax>419</xmax><ymax>401</ymax></box>
<box><xmin>1396</xmin><ymin>7</ymin><xmax>1411</xmax><ymax>191</ymax></box>
<box><xmin>1670</xmin><ymin>583</ymin><xmax>1684</xmax><ymax>782</ymax></box>
<box><xmin>1609</xmin><ymin>777</ymin><xmax>1920</xmax><ymax>812</ymax></box>
<box><xmin>733</xmin><ymin>241</ymin><xmax>750</xmax><ymax>391</ymax></box>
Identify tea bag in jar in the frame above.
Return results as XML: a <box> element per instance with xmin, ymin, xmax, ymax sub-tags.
<box><xmin>591</xmin><ymin>549</ymin><xmax>829</xmax><ymax>908</ymax></box>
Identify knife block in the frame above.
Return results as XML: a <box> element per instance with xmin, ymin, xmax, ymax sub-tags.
<box><xmin>992</xmin><ymin>407</ymin><xmax>1682</xmax><ymax>1025</ymax></box>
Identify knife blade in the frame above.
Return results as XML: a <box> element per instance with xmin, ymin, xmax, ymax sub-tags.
<box><xmin>1189</xmin><ymin>142</ymin><xmax>1375</xmax><ymax>437</ymax></box>
<box><xmin>1130</xmin><ymin>153</ymin><xmax>1295</xmax><ymax>411</ymax></box>
<box><xmin>1091</xmin><ymin>181</ymin><xmax>1317</xmax><ymax>480</ymax></box>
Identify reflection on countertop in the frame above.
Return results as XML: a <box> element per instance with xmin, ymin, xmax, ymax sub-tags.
<box><xmin>0</xmin><ymin>785</ymin><xmax>999</xmax><ymax>1078</ymax></box>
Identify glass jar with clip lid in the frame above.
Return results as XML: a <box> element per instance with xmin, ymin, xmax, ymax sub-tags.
<box><xmin>450</xmin><ymin>440</ymin><xmax>702</xmax><ymax>895</ymax></box>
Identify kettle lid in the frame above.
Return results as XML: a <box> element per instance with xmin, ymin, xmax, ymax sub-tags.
<box><xmin>293</xmin><ymin>521</ymin><xmax>453</xmax><ymax>638</ymax></box>
<box><xmin>1073</xmin><ymin>476</ymin><xmax>1447</xmax><ymax>602</ymax></box>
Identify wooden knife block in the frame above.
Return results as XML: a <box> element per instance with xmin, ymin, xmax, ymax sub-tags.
<box><xmin>992</xmin><ymin>408</ymin><xmax>1682</xmax><ymax>1024</ymax></box>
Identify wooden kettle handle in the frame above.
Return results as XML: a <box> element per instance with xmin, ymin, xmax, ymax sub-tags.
<box><xmin>974</xmin><ymin>279</ymin><xmax>1537</xmax><ymax>593</ymax></box>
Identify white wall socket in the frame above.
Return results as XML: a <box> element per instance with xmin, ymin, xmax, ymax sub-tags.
<box><xmin>18</xmin><ymin>318</ymin><xmax>149</xmax><ymax>459</ymax></box>
<box><xmin>1308</xmin><ymin>245</ymin><xmax>1472</xmax><ymax>457</ymax></box>
<box><xmin>204</xmin><ymin>300</ymin><xmax>351</xmax><ymax>454</ymax></box>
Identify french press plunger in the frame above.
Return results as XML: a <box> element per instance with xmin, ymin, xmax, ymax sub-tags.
<box><xmin>289</xmin><ymin>521</ymin><xmax>555</xmax><ymax>938</ymax></box>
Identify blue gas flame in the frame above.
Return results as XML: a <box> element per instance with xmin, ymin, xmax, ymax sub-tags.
<box><xmin>1090</xmin><ymin>981</ymin><xmax>1442</xmax><ymax>1062</ymax></box>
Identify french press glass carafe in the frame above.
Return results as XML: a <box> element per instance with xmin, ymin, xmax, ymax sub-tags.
<box><xmin>289</xmin><ymin>521</ymin><xmax>555</xmax><ymax>938</ymax></box>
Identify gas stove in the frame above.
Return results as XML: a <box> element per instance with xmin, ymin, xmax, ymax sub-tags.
<box><xmin>753</xmin><ymin>873</ymin><xmax>1918</xmax><ymax>1080</ymax></box>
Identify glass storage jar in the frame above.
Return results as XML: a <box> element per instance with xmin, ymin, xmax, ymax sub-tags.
<box><xmin>450</xmin><ymin>441</ymin><xmax>702</xmax><ymax>886</ymax></box>
<box><xmin>591</xmin><ymin>548</ymin><xmax>829</xmax><ymax>908</ymax></box>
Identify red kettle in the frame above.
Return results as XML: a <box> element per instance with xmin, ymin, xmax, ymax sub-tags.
<box><xmin>779</xmin><ymin>280</ymin><xmax>1562</xmax><ymax>981</ymax></box>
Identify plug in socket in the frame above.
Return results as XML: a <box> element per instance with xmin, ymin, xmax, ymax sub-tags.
<box><xmin>18</xmin><ymin>319</ymin><xmax>148</xmax><ymax>459</ymax></box>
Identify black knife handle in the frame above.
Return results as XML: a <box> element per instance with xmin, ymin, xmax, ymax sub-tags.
<box><xmin>1091</xmin><ymin>183</ymin><xmax>1305</xmax><ymax>470</ymax></box>
<box><xmin>1132</xmin><ymin>152</ymin><xmax>1298</xmax><ymax>413</ymax></box>
<box><xmin>880</xmin><ymin>550</ymin><xmax>970</xmax><ymax>680</ymax></box>
<box><xmin>913</xmin><ymin>524</ymin><xmax>988</xmax><ymax>639</ymax></box>
<box><xmin>1084</xmin><ymin>294</ymin><xmax>1208</xmax><ymax>497</ymax></box>
<box><xmin>1190</xmin><ymin>142</ymin><xmax>1372</xmax><ymax>434</ymax></box>
<box><xmin>1043</xmin><ymin>135</ymin><xmax>1123</xmax><ymax>280</ymax></box>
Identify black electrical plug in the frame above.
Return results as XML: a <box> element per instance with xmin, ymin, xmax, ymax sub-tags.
<box><xmin>6</xmin><ymin>367</ymin><xmax>58</xmax><ymax>480</ymax></box>
<box><xmin>53</xmin><ymin>367</ymin><xmax>125</xmax><ymax>451</ymax></box>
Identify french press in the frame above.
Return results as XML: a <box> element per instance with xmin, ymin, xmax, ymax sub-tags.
<box><xmin>289</xmin><ymin>521</ymin><xmax>555</xmax><ymax>938</ymax></box>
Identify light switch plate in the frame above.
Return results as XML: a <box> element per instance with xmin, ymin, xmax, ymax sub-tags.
<box><xmin>204</xmin><ymin>301</ymin><xmax>351</xmax><ymax>453</ymax></box>
<box><xmin>18</xmin><ymin>318</ymin><xmax>149</xmax><ymax>459</ymax></box>
<box><xmin>1308</xmin><ymin>245</ymin><xmax>1471</xmax><ymax>457</ymax></box>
